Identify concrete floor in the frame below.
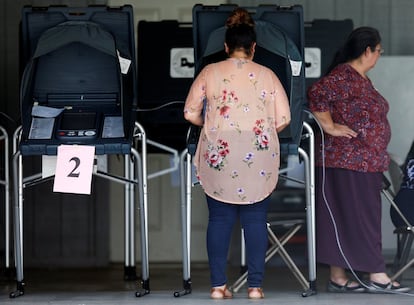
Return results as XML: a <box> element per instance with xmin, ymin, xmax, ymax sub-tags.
<box><xmin>1</xmin><ymin>263</ymin><xmax>414</xmax><ymax>305</ymax></box>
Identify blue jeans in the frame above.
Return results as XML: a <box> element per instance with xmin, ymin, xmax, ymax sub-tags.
<box><xmin>206</xmin><ymin>195</ymin><xmax>270</xmax><ymax>288</ymax></box>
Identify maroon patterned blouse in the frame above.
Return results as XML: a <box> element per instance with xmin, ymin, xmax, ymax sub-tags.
<box><xmin>307</xmin><ymin>63</ymin><xmax>391</xmax><ymax>173</ymax></box>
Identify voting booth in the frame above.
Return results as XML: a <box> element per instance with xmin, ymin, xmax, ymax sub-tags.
<box><xmin>19</xmin><ymin>6</ymin><xmax>137</xmax><ymax>155</ymax></box>
<box><xmin>304</xmin><ymin>19</ymin><xmax>354</xmax><ymax>89</ymax></box>
<box><xmin>136</xmin><ymin>20</ymin><xmax>194</xmax><ymax>151</ymax></box>
<box><xmin>10</xmin><ymin>5</ymin><xmax>151</xmax><ymax>298</ymax></box>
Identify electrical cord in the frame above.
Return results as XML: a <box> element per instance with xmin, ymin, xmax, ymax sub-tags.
<box><xmin>135</xmin><ymin>101</ymin><xmax>185</xmax><ymax>112</ymax></box>
<box><xmin>308</xmin><ymin>110</ymin><xmax>414</xmax><ymax>296</ymax></box>
<box><xmin>0</xmin><ymin>111</ymin><xmax>18</xmax><ymax>126</ymax></box>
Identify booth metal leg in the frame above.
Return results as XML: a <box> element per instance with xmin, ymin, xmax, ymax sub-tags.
<box><xmin>239</xmin><ymin>228</ymin><xmax>248</xmax><ymax>275</ymax></box>
<box><xmin>0</xmin><ymin>126</ymin><xmax>11</xmax><ymax>276</ymax></box>
<box><xmin>174</xmin><ymin>150</ymin><xmax>192</xmax><ymax>297</ymax></box>
<box><xmin>124</xmin><ymin>154</ymin><xmax>137</xmax><ymax>281</ymax></box>
<box><xmin>133</xmin><ymin>122</ymin><xmax>150</xmax><ymax>297</ymax></box>
<box><xmin>10</xmin><ymin>151</ymin><xmax>25</xmax><ymax>298</ymax></box>
<box><xmin>300</xmin><ymin>122</ymin><xmax>317</xmax><ymax>297</ymax></box>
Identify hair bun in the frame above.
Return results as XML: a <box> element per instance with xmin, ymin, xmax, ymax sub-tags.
<box><xmin>226</xmin><ymin>7</ymin><xmax>255</xmax><ymax>28</ymax></box>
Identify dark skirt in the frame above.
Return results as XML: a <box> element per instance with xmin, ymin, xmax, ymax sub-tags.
<box><xmin>315</xmin><ymin>167</ymin><xmax>386</xmax><ymax>273</ymax></box>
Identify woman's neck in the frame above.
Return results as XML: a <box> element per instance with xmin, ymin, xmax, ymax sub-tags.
<box><xmin>229</xmin><ymin>50</ymin><xmax>252</xmax><ymax>60</ymax></box>
<box><xmin>348</xmin><ymin>59</ymin><xmax>368</xmax><ymax>79</ymax></box>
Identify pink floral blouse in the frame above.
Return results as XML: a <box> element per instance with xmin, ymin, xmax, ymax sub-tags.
<box><xmin>184</xmin><ymin>58</ymin><xmax>290</xmax><ymax>204</ymax></box>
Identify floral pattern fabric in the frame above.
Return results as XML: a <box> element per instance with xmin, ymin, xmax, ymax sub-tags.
<box><xmin>184</xmin><ymin>58</ymin><xmax>290</xmax><ymax>204</ymax></box>
<box><xmin>307</xmin><ymin>63</ymin><xmax>391</xmax><ymax>173</ymax></box>
<box><xmin>401</xmin><ymin>159</ymin><xmax>414</xmax><ymax>190</ymax></box>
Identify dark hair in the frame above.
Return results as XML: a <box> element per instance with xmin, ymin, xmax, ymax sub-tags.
<box><xmin>326</xmin><ymin>26</ymin><xmax>381</xmax><ymax>74</ymax></box>
<box><xmin>225</xmin><ymin>8</ymin><xmax>256</xmax><ymax>57</ymax></box>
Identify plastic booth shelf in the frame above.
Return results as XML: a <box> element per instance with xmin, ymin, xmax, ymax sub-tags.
<box><xmin>175</xmin><ymin>4</ymin><xmax>317</xmax><ymax>298</ymax></box>
<box><xmin>10</xmin><ymin>5</ymin><xmax>150</xmax><ymax>298</ymax></box>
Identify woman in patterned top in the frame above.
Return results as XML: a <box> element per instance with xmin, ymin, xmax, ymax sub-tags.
<box><xmin>184</xmin><ymin>7</ymin><xmax>290</xmax><ymax>299</ymax></box>
<box><xmin>308</xmin><ymin>26</ymin><xmax>410</xmax><ymax>293</ymax></box>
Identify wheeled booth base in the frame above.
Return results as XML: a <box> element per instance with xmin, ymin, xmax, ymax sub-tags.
<box><xmin>135</xmin><ymin>279</ymin><xmax>150</xmax><ymax>297</ymax></box>
<box><xmin>173</xmin><ymin>279</ymin><xmax>193</xmax><ymax>298</ymax></box>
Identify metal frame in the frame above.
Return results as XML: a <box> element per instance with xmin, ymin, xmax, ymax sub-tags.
<box><xmin>0</xmin><ymin>126</ymin><xmax>10</xmax><ymax>273</ymax></box>
<box><xmin>135</xmin><ymin>135</ymin><xmax>180</xmax><ymax>297</ymax></box>
<box><xmin>174</xmin><ymin>149</ymin><xmax>193</xmax><ymax>297</ymax></box>
<box><xmin>175</xmin><ymin>121</ymin><xmax>317</xmax><ymax>297</ymax></box>
<box><xmin>9</xmin><ymin>122</ymin><xmax>149</xmax><ymax>298</ymax></box>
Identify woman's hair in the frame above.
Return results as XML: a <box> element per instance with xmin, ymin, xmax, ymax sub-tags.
<box><xmin>326</xmin><ymin>26</ymin><xmax>381</xmax><ymax>74</ymax></box>
<box><xmin>225</xmin><ymin>7</ymin><xmax>256</xmax><ymax>57</ymax></box>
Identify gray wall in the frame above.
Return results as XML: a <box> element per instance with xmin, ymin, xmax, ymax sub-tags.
<box><xmin>369</xmin><ymin>57</ymin><xmax>414</xmax><ymax>252</ymax></box>
<box><xmin>234</xmin><ymin>0</ymin><xmax>414</xmax><ymax>55</ymax></box>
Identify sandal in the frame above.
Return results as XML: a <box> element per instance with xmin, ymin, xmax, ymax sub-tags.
<box><xmin>366</xmin><ymin>281</ymin><xmax>411</xmax><ymax>293</ymax></box>
<box><xmin>210</xmin><ymin>285</ymin><xmax>233</xmax><ymax>299</ymax></box>
<box><xmin>248</xmin><ymin>287</ymin><xmax>264</xmax><ymax>299</ymax></box>
<box><xmin>327</xmin><ymin>280</ymin><xmax>365</xmax><ymax>293</ymax></box>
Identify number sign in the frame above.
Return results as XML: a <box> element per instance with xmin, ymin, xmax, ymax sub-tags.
<box><xmin>53</xmin><ymin>145</ymin><xmax>95</xmax><ymax>194</ymax></box>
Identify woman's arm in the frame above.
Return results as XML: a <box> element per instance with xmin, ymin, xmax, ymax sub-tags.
<box><xmin>276</xmin><ymin>116</ymin><xmax>290</xmax><ymax>133</ymax></box>
<box><xmin>183</xmin><ymin>67</ymin><xmax>207</xmax><ymax>127</ymax></box>
<box><xmin>272</xmin><ymin>72</ymin><xmax>291</xmax><ymax>133</ymax></box>
<box><xmin>184</xmin><ymin>108</ymin><xmax>204</xmax><ymax>127</ymax></box>
<box><xmin>313</xmin><ymin>111</ymin><xmax>358</xmax><ymax>138</ymax></box>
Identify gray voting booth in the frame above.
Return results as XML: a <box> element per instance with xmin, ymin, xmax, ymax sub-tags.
<box><xmin>10</xmin><ymin>5</ymin><xmax>151</xmax><ymax>298</ymax></box>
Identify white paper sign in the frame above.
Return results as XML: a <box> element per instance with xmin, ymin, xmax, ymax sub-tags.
<box><xmin>170</xmin><ymin>48</ymin><xmax>194</xmax><ymax>78</ymax></box>
<box><xmin>53</xmin><ymin>145</ymin><xmax>95</xmax><ymax>195</ymax></box>
<box><xmin>304</xmin><ymin>47</ymin><xmax>322</xmax><ymax>78</ymax></box>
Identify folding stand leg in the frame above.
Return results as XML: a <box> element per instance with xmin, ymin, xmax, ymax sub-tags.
<box><xmin>391</xmin><ymin>234</ymin><xmax>414</xmax><ymax>281</ymax></box>
<box><xmin>9</xmin><ymin>151</ymin><xmax>24</xmax><ymax>298</ymax></box>
<box><xmin>381</xmin><ymin>185</ymin><xmax>414</xmax><ymax>282</ymax></box>
<box><xmin>391</xmin><ymin>257</ymin><xmax>414</xmax><ymax>282</ymax></box>
<box><xmin>267</xmin><ymin>224</ymin><xmax>309</xmax><ymax>289</ymax></box>
<box><xmin>230</xmin><ymin>222</ymin><xmax>307</xmax><ymax>292</ymax></box>
<box><xmin>174</xmin><ymin>149</ymin><xmax>192</xmax><ymax>297</ymax></box>
<box><xmin>395</xmin><ymin>232</ymin><xmax>414</xmax><ymax>271</ymax></box>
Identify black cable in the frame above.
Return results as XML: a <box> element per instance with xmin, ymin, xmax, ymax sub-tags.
<box><xmin>135</xmin><ymin>101</ymin><xmax>185</xmax><ymax>112</ymax></box>
<box><xmin>0</xmin><ymin>112</ymin><xmax>18</xmax><ymax>126</ymax></box>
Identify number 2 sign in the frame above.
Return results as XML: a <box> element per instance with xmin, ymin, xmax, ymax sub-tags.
<box><xmin>53</xmin><ymin>145</ymin><xmax>95</xmax><ymax>195</ymax></box>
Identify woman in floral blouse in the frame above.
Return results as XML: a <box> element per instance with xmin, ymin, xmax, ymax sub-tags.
<box><xmin>307</xmin><ymin>26</ymin><xmax>410</xmax><ymax>293</ymax></box>
<box><xmin>184</xmin><ymin>8</ymin><xmax>290</xmax><ymax>299</ymax></box>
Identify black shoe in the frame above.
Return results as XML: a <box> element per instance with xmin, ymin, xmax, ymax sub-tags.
<box><xmin>327</xmin><ymin>280</ymin><xmax>365</xmax><ymax>293</ymax></box>
<box><xmin>366</xmin><ymin>281</ymin><xmax>411</xmax><ymax>293</ymax></box>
